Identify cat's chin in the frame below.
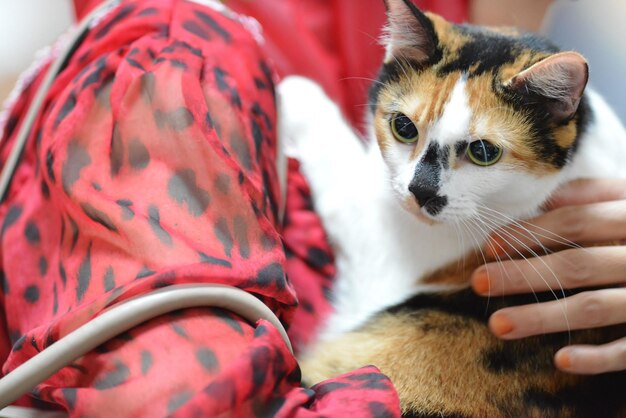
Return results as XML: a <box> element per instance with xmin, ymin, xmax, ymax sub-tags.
<box><xmin>399</xmin><ymin>196</ymin><xmax>441</xmax><ymax>226</ymax></box>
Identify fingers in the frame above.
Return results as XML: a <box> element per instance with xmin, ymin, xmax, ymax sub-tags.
<box><xmin>556</xmin><ymin>337</ymin><xmax>626</xmax><ymax>375</ymax></box>
<box><xmin>472</xmin><ymin>246</ymin><xmax>626</xmax><ymax>295</ymax></box>
<box><xmin>484</xmin><ymin>201</ymin><xmax>626</xmax><ymax>258</ymax></box>
<box><xmin>486</xmin><ymin>289</ymin><xmax>626</xmax><ymax>340</ymax></box>
<box><xmin>546</xmin><ymin>178</ymin><xmax>626</xmax><ymax>210</ymax></box>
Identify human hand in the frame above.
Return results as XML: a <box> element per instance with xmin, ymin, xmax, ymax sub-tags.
<box><xmin>471</xmin><ymin>179</ymin><xmax>626</xmax><ymax>375</ymax></box>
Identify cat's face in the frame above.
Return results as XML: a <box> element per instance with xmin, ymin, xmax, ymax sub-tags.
<box><xmin>371</xmin><ymin>0</ymin><xmax>589</xmax><ymax>225</ymax></box>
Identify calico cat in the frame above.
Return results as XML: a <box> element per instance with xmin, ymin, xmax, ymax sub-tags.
<box><xmin>278</xmin><ymin>0</ymin><xmax>626</xmax><ymax>417</ymax></box>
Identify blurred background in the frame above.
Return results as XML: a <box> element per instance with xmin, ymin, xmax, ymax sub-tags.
<box><xmin>0</xmin><ymin>0</ymin><xmax>625</xmax><ymax>123</ymax></box>
<box><xmin>0</xmin><ymin>0</ymin><xmax>73</xmax><ymax>103</ymax></box>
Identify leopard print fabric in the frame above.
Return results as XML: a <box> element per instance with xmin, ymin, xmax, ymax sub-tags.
<box><xmin>0</xmin><ymin>1</ymin><xmax>400</xmax><ymax>416</ymax></box>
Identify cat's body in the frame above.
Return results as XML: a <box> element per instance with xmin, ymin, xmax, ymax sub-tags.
<box><xmin>278</xmin><ymin>1</ymin><xmax>626</xmax><ymax>416</ymax></box>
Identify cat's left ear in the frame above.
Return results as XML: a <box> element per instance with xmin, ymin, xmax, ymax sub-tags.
<box><xmin>506</xmin><ymin>52</ymin><xmax>589</xmax><ymax>122</ymax></box>
<box><xmin>382</xmin><ymin>0</ymin><xmax>439</xmax><ymax>65</ymax></box>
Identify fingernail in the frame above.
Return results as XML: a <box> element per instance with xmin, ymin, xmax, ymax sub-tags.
<box><xmin>472</xmin><ymin>268</ymin><xmax>491</xmax><ymax>295</ymax></box>
<box><xmin>490</xmin><ymin>313</ymin><xmax>514</xmax><ymax>336</ymax></box>
<box><xmin>555</xmin><ymin>350</ymin><xmax>573</xmax><ymax>370</ymax></box>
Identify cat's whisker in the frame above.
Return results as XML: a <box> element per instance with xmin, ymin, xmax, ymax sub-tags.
<box><xmin>340</xmin><ymin>76</ymin><xmax>385</xmax><ymax>87</ymax></box>
<box><xmin>478</xmin><ymin>204</ymin><xmax>585</xmax><ymax>252</ymax></box>
<box><xmin>464</xmin><ymin>216</ymin><xmax>524</xmax><ymax>297</ymax></box>
<box><xmin>475</xmin><ymin>212</ymin><xmax>572</xmax><ymax>342</ymax></box>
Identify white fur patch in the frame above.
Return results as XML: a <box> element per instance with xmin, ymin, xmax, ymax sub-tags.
<box><xmin>429</xmin><ymin>76</ymin><xmax>472</xmax><ymax>146</ymax></box>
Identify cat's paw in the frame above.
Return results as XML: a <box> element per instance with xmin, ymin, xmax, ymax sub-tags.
<box><xmin>277</xmin><ymin>76</ymin><xmax>340</xmax><ymax>157</ymax></box>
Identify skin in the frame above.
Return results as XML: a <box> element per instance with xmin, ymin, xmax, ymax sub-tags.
<box><xmin>471</xmin><ymin>178</ymin><xmax>626</xmax><ymax>375</ymax></box>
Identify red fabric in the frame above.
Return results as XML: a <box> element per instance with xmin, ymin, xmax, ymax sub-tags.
<box><xmin>228</xmin><ymin>0</ymin><xmax>468</xmax><ymax>128</ymax></box>
<box><xmin>0</xmin><ymin>0</ymin><xmax>401</xmax><ymax>416</ymax></box>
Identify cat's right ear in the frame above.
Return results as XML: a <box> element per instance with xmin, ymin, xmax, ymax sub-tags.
<box><xmin>382</xmin><ymin>0</ymin><xmax>439</xmax><ymax>65</ymax></box>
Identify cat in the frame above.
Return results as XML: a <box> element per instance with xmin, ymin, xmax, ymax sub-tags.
<box><xmin>278</xmin><ymin>0</ymin><xmax>626</xmax><ymax>417</ymax></box>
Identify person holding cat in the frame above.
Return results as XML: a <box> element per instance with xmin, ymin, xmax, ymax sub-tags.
<box><xmin>473</xmin><ymin>178</ymin><xmax>626</xmax><ymax>375</ymax></box>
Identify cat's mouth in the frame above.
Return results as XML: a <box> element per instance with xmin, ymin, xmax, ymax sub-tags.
<box><xmin>402</xmin><ymin>195</ymin><xmax>441</xmax><ymax>225</ymax></box>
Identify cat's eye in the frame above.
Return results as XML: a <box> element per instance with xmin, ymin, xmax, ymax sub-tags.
<box><xmin>390</xmin><ymin>113</ymin><xmax>419</xmax><ymax>144</ymax></box>
<box><xmin>467</xmin><ymin>140</ymin><xmax>503</xmax><ymax>166</ymax></box>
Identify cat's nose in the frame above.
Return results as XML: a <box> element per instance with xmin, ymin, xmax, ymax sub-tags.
<box><xmin>408</xmin><ymin>183</ymin><xmax>448</xmax><ymax>216</ymax></box>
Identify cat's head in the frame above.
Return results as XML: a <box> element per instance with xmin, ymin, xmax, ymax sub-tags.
<box><xmin>370</xmin><ymin>0</ymin><xmax>590</xmax><ymax>225</ymax></box>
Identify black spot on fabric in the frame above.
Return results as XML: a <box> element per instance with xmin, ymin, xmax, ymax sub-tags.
<box><xmin>238</xmin><ymin>171</ymin><xmax>244</xmax><ymax>185</ymax></box>
<box><xmin>230</xmin><ymin>89</ymin><xmax>242</xmax><ymax>109</ymax></box>
<box><xmin>111</xmin><ymin>124</ymin><xmax>124</xmax><ymax>177</ymax></box>
<box><xmin>147</xmin><ymin>205</ymin><xmax>173</xmax><ymax>246</ymax></box>
<box><xmin>194</xmin><ymin>10</ymin><xmax>231</xmax><ymax>42</ymax></box>
<box><xmin>257</xmin><ymin>263</ymin><xmax>285</xmax><ymax>289</ymax></box>
<box><xmin>38</xmin><ymin>256</ymin><xmax>48</xmax><ymax>276</ymax></box>
<box><xmin>94</xmin><ymin>4</ymin><xmax>136</xmax><ymax>39</ymax></box>
<box><xmin>103</xmin><ymin>267</ymin><xmax>115</xmax><ymax>292</ymax></box>
<box><xmin>69</xmin><ymin>217</ymin><xmax>79</xmax><ymax>252</ymax></box>
<box><xmin>54</xmin><ymin>91</ymin><xmax>77</xmax><ymax>129</ymax></box>
<box><xmin>81</xmin><ymin>203</ymin><xmax>118</xmax><ymax>233</ymax></box>
<box><xmin>138</xmin><ymin>7</ymin><xmax>158</xmax><ymax>16</ymax></box>
<box><xmin>251</xmin><ymin>346</ymin><xmax>270</xmax><ymax>388</ymax></box>
<box><xmin>127</xmin><ymin>138</ymin><xmax>150</xmax><ymax>170</ymax></box>
<box><xmin>24</xmin><ymin>285</ymin><xmax>40</xmax><ymax>303</ymax></box>
<box><xmin>76</xmin><ymin>245</ymin><xmax>92</xmax><ymax>302</ymax></box>
<box><xmin>307</xmin><ymin>246</ymin><xmax>332</xmax><ymax>269</ymax></box>
<box><xmin>62</xmin><ymin>141</ymin><xmax>92</xmax><ymax>193</ymax></box>
<box><xmin>1</xmin><ymin>205</ymin><xmax>22</xmax><ymax>238</ymax></box>
<box><xmin>261</xmin><ymin>233</ymin><xmax>277</xmax><ymax>251</ymax></box>
<box><xmin>3</xmin><ymin>115</ymin><xmax>18</xmax><ymax>139</ymax></box>
<box><xmin>205</xmin><ymin>112</ymin><xmax>214</xmax><ymax>129</ymax></box>
<box><xmin>254</xmin><ymin>325</ymin><xmax>267</xmax><ymax>337</ymax></box>
<box><xmin>170</xmin><ymin>59</ymin><xmax>188</xmax><ymax>70</ymax></box>
<box><xmin>136</xmin><ymin>266</ymin><xmax>155</xmax><ymax>279</ymax></box>
<box><xmin>0</xmin><ymin>271</ymin><xmax>8</xmax><ymax>294</ymax></box>
<box><xmin>82</xmin><ymin>58</ymin><xmax>107</xmax><ymax>89</ymax></box>
<box><xmin>254</xmin><ymin>397</ymin><xmax>286</xmax><ymax>417</ymax></box>
<box><xmin>41</xmin><ymin>180</ymin><xmax>50</xmax><ymax>199</ymax></box>
<box><xmin>199</xmin><ymin>252</ymin><xmax>232</xmax><ymax>268</ymax></box>
<box><xmin>230</xmin><ymin>133</ymin><xmax>253</xmax><ymax>171</ymax></box>
<box><xmin>169</xmin><ymin>108</ymin><xmax>194</xmax><ymax>131</ymax></box>
<box><xmin>140</xmin><ymin>72</ymin><xmax>155</xmax><ymax>102</ymax></box>
<box><xmin>368</xmin><ymin>401</ymin><xmax>395</xmax><ymax>418</ymax></box>
<box><xmin>116</xmin><ymin>199</ymin><xmax>134</xmax><ymax>220</ymax></box>
<box><xmin>301</xmin><ymin>300</ymin><xmax>314</xmax><ymax>313</ymax></box>
<box><xmin>172</xmin><ymin>323</ymin><xmax>190</xmax><ymax>339</ymax></box>
<box><xmin>233</xmin><ymin>216</ymin><xmax>250</xmax><ymax>259</ymax></box>
<box><xmin>252</xmin><ymin>102</ymin><xmax>273</xmax><ymax>129</ymax></box>
<box><xmin>214</xmin><ymin>174</ymin><xmax>230</xmax><ymax>194</ymax></box>
<box><xmin>61</xmin><ymin>388</ymin><xmax>77</xmax><ymax>409</ymax></box>
<box><xmin>59</xmin><ymin>263</ymin><xmax>67</xmax><ymax>288</ymax></box>
<box><xmin>46</xmin><ymin>149</ymin><xmax>56</xmax><ymax>183</ymax></box>
<box><xmin>141</xmin><ymin>350</ymin><xmax>153</xmax><ymax>375</ymax></box>
<box><xmin>25</xmin><ymin>222</ymin><xmax>41</xmax><ymax>244</ymax></box>
<box><xmin>196</xmin><ymin>347</ymin><xmax>219</xmax><ymax>373</ymax></box>
<box><xmin>204</xmin><ymin>379</ymin><xmax>236</xmax><ymax>405</ymax></box>
<box><xmin>52</xmin><ymin>283</ymin><xmax>58</xmax><ymax>315</ymax></box>
<box><xmin>168</xmin><ymin>170</ymin><xmax>211</xmax><ymax>216</ymax></box>
<box><xmin>125</xmin><ymin>57</ymin><xmax>146</xmax><ymax>71</ymax></box>
<box><xmin>251</xmin><ymin>119</ymin><xmax>263</xmax><ymax>160</ymax></box>
<box><xmin>211</xmin><ymin>308</ymin><xmax>244</xmax><ymax>335</ymax></box>
<box><xmin>214</xmin><ymin>67</ymin><xmax>230</xmax><ymax>92</ymax></box>
<box><xmin>314</xmin><ymin>381</ymin><xmax>350</xmax><ymax>396</ymax></box>
<box><xmin>214</xmin><ymin>218</ymin><xmax>233</xmax><ymax>257</ymax></box>
<box><xmin>94</xmin><ymin>361</ymin><xmax>130</xmax><ymax>389</ymax></box>
<box><xmin>182</xmin><ymin>20</ymin><xmax>210</xmax><ymax>40</ymax></box>
<box><xmin>168</xmin><ymin>390</ymin><xmax>193</xmax><ymax>414</ymax></box>
<box><xmin>12</xmin><ymin>333</ymin><xmax>24</xmax><ymax>349</ymax></box>
<box><xmin>91</xmin><ymin>182</ymin><xmax>102</xmax><ymax>191</ymax></box>
<box><xmin>254</xmin><ymin>77</ymin><xmax>267</xmax><ymax>90</ymax></box>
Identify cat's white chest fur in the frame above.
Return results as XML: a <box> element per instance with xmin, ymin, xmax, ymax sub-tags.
<box><xmin>278</xmin><ymin>76</ymin><xmax>626</xmax><ymax>343</ymax></box>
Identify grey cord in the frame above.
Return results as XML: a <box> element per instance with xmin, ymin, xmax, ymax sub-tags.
<box><xmin>0</xmin><ymin>284</ymin><xmax>292</xmax><ymax>409</ymax></box>
<box><xmin>0</xmin><ymin>0</ymin><xmax>292</xmax><ymax>414</ymax></box>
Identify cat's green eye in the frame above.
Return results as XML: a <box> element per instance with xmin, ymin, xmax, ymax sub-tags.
<box><xmin>467</xmin><ymin>140</ymin><xmax>503</xmax><ymax>166</ymax></box>
<box><xmin>390</xmin><ymin>113</ymin><xmax>419</xmax><ymax>144</ymax></box>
